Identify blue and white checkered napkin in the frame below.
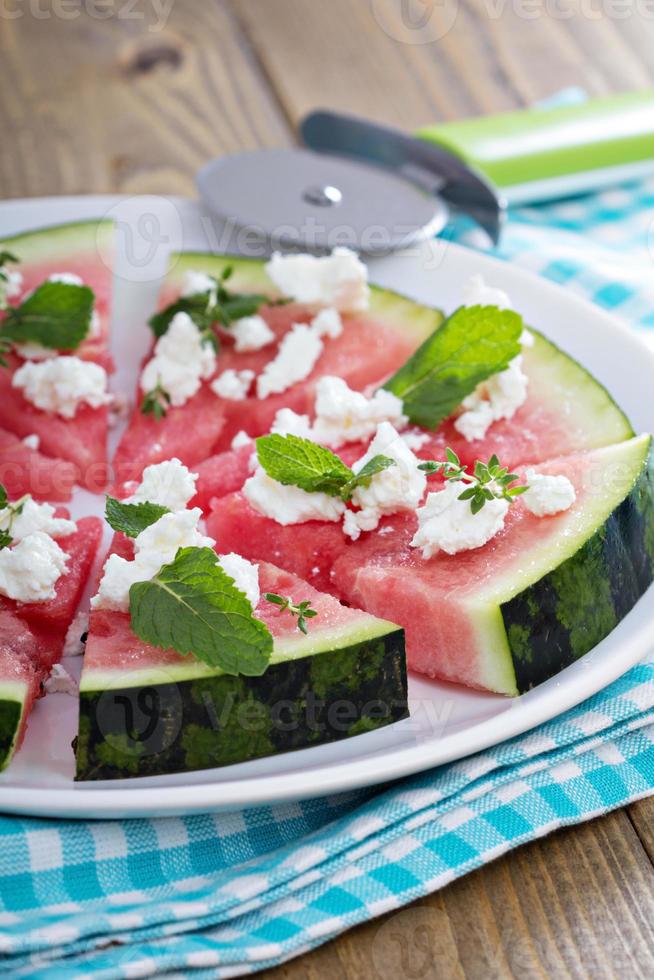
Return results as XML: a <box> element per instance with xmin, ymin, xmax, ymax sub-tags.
<box><xmin>3</xmin><ymin>179</ymin><xmax>654</xmax><ymax>978</ymax></box>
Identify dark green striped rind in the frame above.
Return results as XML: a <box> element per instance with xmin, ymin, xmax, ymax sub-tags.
<box><xmin>502</xmin><ymin>447</ymin><xmax>654</xmax><ymax>693</ymax></box>
<box><xmin>0</xmin><ymin>699</ymin><xmax>23</xmax><ymax>771</ymax></box>
<box><xmin>75</xmin><ymin>628</ymin><xmax>408</xmax><ymax>781</ymax></box>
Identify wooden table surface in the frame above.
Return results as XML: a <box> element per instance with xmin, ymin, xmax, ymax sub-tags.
<box><xmin>3</xmin><ymin>1</ymin><xmax>654</xmax><ymax>976</ymax></box>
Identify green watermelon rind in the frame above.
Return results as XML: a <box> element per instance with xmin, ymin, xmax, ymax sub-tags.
<box><xmin>469</xmin><ymin>434</ymin><xmax>654</xmax><ymax>695</ymax></box>
<box><xmin>0</xmin><ymin>219</ymin><xmax>114</xmax><ymax>262</ymax></box>
<box><xmin>166</xmin><ymin>251</ymin><xmax>444</xmax><ymax>345</ymax></box>
<box><xmin>0</xmin><ymin>682</ymin><xmax>29</xmax><ymax>772</ymax></box>
<box><xmin>75</xmin><ymin>624</ymin><xmax>408</xmax><ymax>781</ymax></box>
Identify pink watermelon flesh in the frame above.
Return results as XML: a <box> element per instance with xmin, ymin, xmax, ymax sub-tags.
<box><xmin>206</xmin><ymin>448</ymin><xmax>613</xmax><ymax>691</ymax></box>
<box><xmin>0</xmin><ymin>515</ymin><xmax>102</xmax><ymax>757</ymax></box>
<box><xmin>84</xmin><ymin>556</ymin><xmax>378</xmax><ymax>678</ymax></box>
<box><xmin>0</xmin><ymin>426</ymin><xmax>77</xmax><ymax>501</ymax></box>
<box><xmin>111</xmin><ymin>301</ymin><xmax>426</xmax><ymax>495</ymax></box>
<box><xmin>0</xmin><ymin>234</ymin><xmax>113</xmax><ymax>490</ymax></box>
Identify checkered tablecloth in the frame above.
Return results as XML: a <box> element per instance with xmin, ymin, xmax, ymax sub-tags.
<box><xmin>3</xmin><ymin>177</ymin><xmax>654</xmax><ymax>978</ymax></box>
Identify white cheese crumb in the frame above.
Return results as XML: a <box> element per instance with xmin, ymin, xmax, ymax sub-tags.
<box><xmin>463</xmin><ymin>273</ymin><xmax>511</xmax><ymax>310</ymax></box>
<box><xmin>48</xmin><ymin>272</ymin><xmax>83</xmax><ymax>287</ymax></box>
<box><xmin>270</xmin><ymin>408</ymin><xmax>315</xmax><ymax>440</ymax></box>
<box><xmin>211</xmin><ymin>368</ymin><xmax>255</xmax><ymax>401</ymax></box>
<box><xmin>310</xmin><ymin>308</ymin><xmax>343</xmax><ymax>339</ymax></box>
<box><xmin>0</xmin><ymin>265</ymin><xmax>22</xmax><ymax>306</ymax></box>
<box><xmin>13</xmin><ymin>356</ymin><xmax>110</xmax><ymax>419</ymax></box>
<box><xmin>218</xmin><ymin>553</ymin><xmax>260</xmax><ymax>608</ymax></box>
<box><xmin>181</xmin><ymin>269</ymin><xmax>216</xmax><ymax>297</ymax></box>
<box><xmin>454</xmin><ymin>355</ymin><xmax>529</xmax><ymax>443</ymax></box>
<box><xmin>128</xmin><ymin>458</ymin><xmax>198</xmax><ymax>512</ymax></box>
<box><xmin>265</xmin><ymin>247</ymin><xmax>369</xmax><ymax>312</ymax></box>
<box><xmin>140</xmin><ymin>312</ymin><xmax>216</xmax><ymax>408</ymax></box>
<box><xmin>244</xmin><ymin>467</ymin><xmax>345</xmax><ymax>526</ymax></box>
<box><xmin>522</xmin><ymin>469</ymin><xmax>576</xmax><ymax>517</ymax></box>
<box><xmin>44</xmin><ymin>663</ymin><xmax>78</xmax><ymax>696</ymax></box>
<box><xmin>0</xmin><ymin>532</ymin><xmax>69</xmax><ymax>603</ymax></box>
<box><xmin>0</xmin><ymin>497</ymin><xmax>75</xmax><ymax>543</ymax></box>
<box><xmin>256</xmin><ymin>324</ymin><xmax>324</xmax><ymax>400</ymax></box>
<box><xmin>344</xmin><ymin>422</ymin><xmax>426</xmax><ymax>539</ymax></box>
<box><xmin>411</xmin><ymin>481</ymin><xmax>509</xmax><ymax>558</ymax></box>
<box><xmin>92</xmin><ymin>509</ymin><xmax>214</xmax><ymax>612</ymax></box>
<box><xmin>62</xmin><ymin>610</ymin><xmax>89</xmax><ymax>657</ymax></box>
<box><xmin>22</xmin><ymin>434</ymin><xmax>40</xmax><ymax>451</ymax></box>
<box><xmin>342</xmin><ymin>507</ymin><xmax>381</xmax><ymax>541</ymax></box>
<box><xmin>230</xmin><ymin>314</ymin><xmax>275</xmax><ymax>353</ymax></box>
<box><xmin>313</xmin><ymin>377</ymin><xmax>408</xmax><ymax>448</ymax></box>
<box><xmin>231</xmin><ymin>430</ymin><xmax>254</xmax><ymax>450</ymax></box>
<box><xmin>401</xmin><ymin>430</ymin><xmax>431</xmax><ymax>451</ymax></box>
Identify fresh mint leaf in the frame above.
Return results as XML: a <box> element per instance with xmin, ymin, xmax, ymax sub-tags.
<box><xmin>129</xmin><ymin>546</ymin><xmax>273</xmax><ymax>675</ymax></box>
<box><xmin>340</xmin><ymin>455</ymin><xmax>396</xmax><ymax>500</ymax></box>
<box><xmin>148</xmin><ymin>294</ymin><xmax>214</xmax><ymax>339</ymax></box>
<box><xmin>255</xmin><ymin>433</ymin><xmax>353</xmax><ymax>496</ymax></box>
<box><xmin>1</xmin><ymin>281</ymin><xmax>94</xmax><ymax>351</ymax></box>
<box><xmin>105</xmin><ymin>497</ymin><xmax>170</xmax><ymax>538</ymax></box>
<box><xmin>383</xmin><ymin>305</ymin><xmax>523</xmax><ymax>430</ymax></box>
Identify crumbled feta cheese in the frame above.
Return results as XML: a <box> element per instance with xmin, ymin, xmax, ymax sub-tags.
<box><xmin>265</xmin><ymin>247</ymin><xmax>369</xmax><ymax>312</ymax></box>
<box><xmin>244</xmin><ymin>467</ymin><xmax>345</xmax><ymax>526</ymax></box>
<box><xmin>140</xmin><ymin>312</ymin><xmax>216</xmax><ymax>408</ymax></box>
<box><xmin>13</xmin><ymin>342</ymin><xmax>57</xmax><ymax>361</ymax></box>
<box><xmin>0</xmin><ymin>266</ymin><xmax>22</xmax><ymax>306</ymax></box>
<box><xmin>22</xmin><ymin>434</ymin><xmax>40</xmax><ymax>451</ymax></box>
<box><xmin>48</xmin><ymin>272</ymin><xmax>83</xmax><ymax>286</ymax></box>
<box><xmin>211</xmin><ymin>368</ymin><xmax>255</xmax><ymax>401</ymax></box>
<box><xmin>92</xmin><ymin>508</ymin><xmax>214</xmax><ymax>612</ymax></box>
<box><xmin>270</xmin><ymin>408</ymin><xmax>315</xmax><ymax>440</ymax></box>
<box><xmin>218</xmin><ymin>552</ymin><xmax>260</xmax><ymax>608</ymax></box>
<box><xmin>62</xmin><ymin>609</ymin><xmax>89</xmax><ymax>657</ymax></box>
<box><xmin>463</xmin><ymin>274</ymin><xmax>511</xmax><ymax>310</ymax></box>
<box><xmin>522</xmin><ymin>469</ymin><xmax>576</xmax><ymax>517</ymax></box>
<box><xmin>128</xmin><ymin>458</ymin><xmax>198</xmax><ymax>512</ymax></box>
<box><xmin>12</xmin><ymin>356</ymin><xmax>110</xmax><ymax>419</ymax></box>
<box><xmin>345</xmin><ymin>422</ymin><xmax>426</xmax><ymax>538</ymax></box>
<box><xmin>411</xmin><ymin>481</ymin><xmax>508</xmax><ymax>558</ymax></box>
<box><xmin>312</xmin><ymin>377</ymin><xmax>408</xmax><ymax>448</ymax></box>
<box><xmin>401</xmin><ymin>430</ymin><xmax>431</xmax><ymax>451</ymax></box>
<box><xmin>231</xmin><ymin>430</ymin><xmax>254</xmax><ymax>450</ymax></box>
<box><xmin>230</xmin><ymin>314</ymin><xmax>275</xmax><ymax>352</ymax></box>
<box><xmin>311</xmin><ymin>308</ymin><xmax>343</xmax><ymax>339</ymax></box>
<box><xmin>454</xmin><ymin>355</ymin><xmax>528</xmax><ymax>443</ymax></box>
<box><xmin>0</xmin><ymin>497</ymin><xmax>75</xmax><ymax>543</ymax></box>
<box><xmin>0</xmin><ymin>532</ymin><xmax>69</xmax><ymax>603</ymax></box>
<box><xmin>44</xmin><ymin>663</ymin><xmax>77</xmax><ymax>696</ymax></box>
<box><xmin>257</xmin><ymin>324</ymin><xmax>324</xmax><ymax>400</ymax></box>
<box><xmin>181</xmin><ymin>269</ymin><xmax>216</xmax><ymax>297</ymax></box>
<box><xmin>342</xmin><ymin>507</ymin><xmax>381</xmax><ymax>541</ymax></box>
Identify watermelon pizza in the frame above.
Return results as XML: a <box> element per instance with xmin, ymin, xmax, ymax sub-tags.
<box><xmin>1</xmin><ymin>226</ymin><xmax>653</xmax><ymax>784</ymax></box>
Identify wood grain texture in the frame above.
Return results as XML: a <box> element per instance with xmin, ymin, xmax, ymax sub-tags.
<box><xmin>2</xmin><ymin>2</ymin><xmax>654</xmax><ymax>977</ymax></box>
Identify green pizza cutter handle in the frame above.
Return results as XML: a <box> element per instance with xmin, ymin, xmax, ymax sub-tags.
<box><xmin>417</xmin><ymin>89</ymin><xmax>654</xmax><ymax>205</ymax></box>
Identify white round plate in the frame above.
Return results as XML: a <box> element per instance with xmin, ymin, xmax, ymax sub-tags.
<box><xmin>0</xmin><ymin>195</ymin><xmax>653</xmax><ymax>819</ymax></box>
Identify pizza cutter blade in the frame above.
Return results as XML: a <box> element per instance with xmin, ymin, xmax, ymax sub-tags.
<box><xmin>197</xmin><ymin>112</ymin><xmax>504</xmax><ymax>256</ymax></box>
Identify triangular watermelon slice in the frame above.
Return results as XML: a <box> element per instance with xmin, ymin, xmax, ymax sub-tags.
<box><xmin>206</xmin><ymin>435</ymin><xmax>654</xmax><ymax>695</ymax></box>
<box><xmin>0</xmin><ymin>220</ymin><xmax>114</xmax><ymax>491</ymax></box>
<box><xmin>0</xmin><ymin>427</ymin><xmax>77</xmax><ymax>502</ymax></box>
<box><xmin>75</xmin><ymin>550</ymin><xmax>407</xmax><ymax>781</ymax></box>
<box><xmin>0</xmin><ymin>514</ymin><xmax>102</xmax><ymax>770</ymax></box>
<box><xmin>111</xmin><ymin>252</ymin><xmax>441</xmax><ymax>493</ymax></box>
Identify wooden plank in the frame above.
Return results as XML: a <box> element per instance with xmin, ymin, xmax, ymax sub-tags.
<box><xmin>0</xmin><ymin>0</ymin><xmax>290</xmax><ymax>199</ymax></box>
<box><xmin>263</xmin><ymin>812</ymin><xmax>654</xmax><ymax>978</ymax></box>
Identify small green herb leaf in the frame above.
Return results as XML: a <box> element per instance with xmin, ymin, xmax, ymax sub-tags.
<box><xmin>264</xmin><ymin>592</ymin><xmax>318</xmax><ymax>635</ymax></box>
<box><xmin>340</xmin><ymin>454</ymin><xmax>396</xmax><ymax>500</ymax></box>
<box><xmin>420</xmin><ymin>447</ymin><xmax>529</xmax><ymax>514</ymax></box>
<box><xmin>105</xmin><ymin>497</ymin><xmax>170</xmax><ymax>538</ymax></box>
<box><xmin>129</xmin><ymin>546</ymin><xmax>273</xmax><ymax>675</ymax></box>
<box><xmin>141</xmin><ymin>380</ymin><xmax>171</xmax><ymax>420</ymax></box>
<box><xmin>0</xmin><ymin>484</ymin><xmax>7</xmax><ymax>509</ymax></box>
<box><xmin>255</xmin><ymin>433</ymin><xmax>354</xmax><ymax>496</ymax></box>
<box><xmin>148</xmin><ymin>294</ymin><xmax>215</xmax><ymax>339</ymax></box>
<box><xmin>383</xmin><ymin>305</ymin><xmax>523</xmax><ymax>430</ymax></box>
<box><xmin>1</xmin><ymin>281</ymin><xmax>94</xmax><ymax>351</ymax></box>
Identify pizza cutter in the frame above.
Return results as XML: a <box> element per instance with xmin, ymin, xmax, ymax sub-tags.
<box><xmin>197</xmin><ymin>90</ymin><xmax>654</xmax><ymax>256</ymax></box>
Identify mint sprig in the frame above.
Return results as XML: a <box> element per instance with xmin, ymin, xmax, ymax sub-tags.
<box><xmin>264</xmin><ymin>593</ymin><xmax>318</xmax><ymax>634</ymax></box>
<box><xmin>149</xmin><ymin>266</ymin><xmax>271</xmax><ymax>339</ymax></box>
<box><xmin>129</xmin><ymin>546</ymin><xmax>273</xmax><ymax>675</ymax></box>
<box><xmin>383</xmin><ymin>305</ymin><xmax>523</xmax><ymax>430</ymax></box>
<box><xmin>419</xmin><ymin>448</ymin><xmax>528</xmax><ymax>515</ymax></box>
<box><xmin>1</xmin><ymin>281</ymin><xmax>94</xmax><ymax>351</ymax></box>
<box><xmin>255</xmin><ymin>433</ymin><xmax>396</xmax><ymax>502</ymax></box>
<box><xmin>105</xmin><ymin>497</ymin><xmax>170</xmax><ymax>538</ymax></box>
